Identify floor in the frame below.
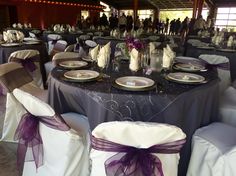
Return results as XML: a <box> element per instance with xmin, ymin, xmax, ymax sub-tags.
<box><xmin>0</xmin><ymin>94</ymin><xmax>19</xmax><ymax>176</ymax></box>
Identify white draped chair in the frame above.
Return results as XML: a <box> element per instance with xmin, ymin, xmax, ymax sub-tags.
<box><xmin>219</xmin><ymin>86</ymin><xmax>236</xmax><ymax>127</ymax></box>
<box><xmin>44</xmin><ymin>52</ymin><xmax>80</xmax><ymax>77</ymax></box>
<box><xmin>187</xmin><ymin>122</ymin><xmax>236</xmax><ymax>176</ymax></box>
<box><xmin>79</xmin><ymin>35</ymin><xmax>90</xmax><ymax>41</ymax></box>
<box><xmin>90</xmin><ymin>121</ymin><xmax>186</xmax><ymax>176</ymax></box>
<box><xmin>50</xmin><ymin>40</ymin><xmax>67</xmax><ymax>56</ymax></box>
<box><xmin>47</xmin><ymin>34</ymin><xmax>62</xmax><ymax>54</ymax></box>
<box><xmin>94</xmin><ymin>31</ymin><xmax>103</xmax><ymax>36</ymax></box>
<box><xmin>13</xmin><ymin>88</ymin><xmax>90</xmax><ymax>176</ymax></box>
<box><xmin>8</xmin><ymin>49</ymin><xmax>44</xmax><ymax>89</ymax></box>
<box><xmin>0</xmin><ymin>62</ymin><xmax>47</xmax><ymax>142</ymax></box>
<box><xmin>199</xmin><ymin>54</ymin><xmax>231</xmax><ymax>93</ymax></box>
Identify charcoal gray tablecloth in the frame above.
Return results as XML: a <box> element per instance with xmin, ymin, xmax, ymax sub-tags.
<box><xmin>48</xmin><ymin>63</ymin><xmax>219</xmax><ymax>176</ymax></box>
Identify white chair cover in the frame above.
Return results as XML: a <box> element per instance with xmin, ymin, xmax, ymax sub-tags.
<box><xmin>199</xmin><ymin>54</ymin><xmax>231</xmax><ymax>93</ymax></box>
<box><xmin>44</xmin><ymin>52</ymin><xmax>80</xmax><ymax>77</ymax></box>
<box><xmin>90</xmin><ymin>121</ymin><xmax>186</xmax><ymax>176</ymax></box>
<box><xmin>0</xmin><ymin>62</ymin><xmax>46</xmax><ymax>142</ymax></box>
<box><xmin>9</xmin><ymin>49</ymin><xmax>44</xmax><ymax>89</ymax></box>
<box><xmin>50</xmin><ymin>40</ymin><xmax>67</xmax><ymax>56</ymax></box>
<box><xmin>47</xmin><ymin>34</ymin><xmax>62</xmax><ymax>54</ymax></box>
<box><xmin>13</xmin><ymin>88</ymin><xmax>90</xmax><ymax>176</ymax></box>
<box><xmin>94</xmin><ymin>31</ymin><xmax>103</xmax><ymax>36</ymax></box>
<box><xmin>79</xmin><ymin>35</ymin><xmax>90</xmax><ymax>41</ymax></box>
<box><xmin>220</xmin><ymin>86</ymin><xmax>236</xmax><ymax>127</ymax></box>
<box><xmin>29</xmin><ymin>32</ymin><xmax>36</xmax><ymax>38</ymax></box>
<box><xmin>64</xmin><ymin>44</ymin><xmax>75</xmax><ymax>52</ymax></box>
<box><xmin>187</xmin><ymin>122</ymin><xmax>236</xmax><ymax>176</ymax></box>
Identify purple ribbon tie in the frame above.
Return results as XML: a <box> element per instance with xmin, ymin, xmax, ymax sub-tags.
<box><xmin>14</xmin><ymin>113</ymin><xmax>70</xmax><ymax>170</ymax></box>
<box><xmin>92</xmin><ymin>136</ymin><xmax>186</xmax><ymax>176</ymax></box>
<box><xmin>199</xmin><ymin>58</ymin><xmax>230</xmax><ymax>70</ymax></box>
<box><xmin>11</xmin><ymin>56</ymin><xmax>40</xmax><ymax>72</ymax></box>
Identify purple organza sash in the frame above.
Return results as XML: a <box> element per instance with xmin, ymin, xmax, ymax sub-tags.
<box><xmin>14</xmin><ymin>112</ymin><xmax>70</xmax><ymax>170</ymax></box>
<box><xmin>198</xmin><ymin>58</ymin><xmax>230</xmax><ymax>70</ymax></box>
<box><xmin>92</xmin><ymin>136</ymin><xmax>186</xmax><ymax>176</ymax></box>
<box><xmin>10</xmin><ymin>55</ymin><xmax>40</xmax><ymax>72</ymax></box>
<box><xmin>48</xmin><ymin>37</ymin><xmax>58</xmax><ymax>45</ymax></box>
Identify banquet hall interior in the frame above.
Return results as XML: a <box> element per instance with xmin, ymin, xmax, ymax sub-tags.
<box><xmin>0</xmin><ymin>0</ymin><xmax>236</xmax><ymax>176</ymax></box>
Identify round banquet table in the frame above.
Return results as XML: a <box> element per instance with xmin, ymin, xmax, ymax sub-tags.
<box><xmin>48</xmin><ymin>63</ymin><xmax>220</xmax><ymax>176</ymax></box>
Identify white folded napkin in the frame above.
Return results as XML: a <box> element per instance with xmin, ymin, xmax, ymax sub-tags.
<box><xmin>211</xmin><ymin>35</ymin><xmax>217</xmax><ymax>44</ymax></box>
<box><xmin>149</xmin><ymin>42</ymin><xmax>156</xmax><ymax>56</ymax></box>
<box><xmin>16</xmin><ymin>31</ymin><xmax>24</xmax><ymax>42</ymax></box>
<box><xmin>97</xmin><ymin>42</ymin><xmax>110</xmax><ymax>68</ymax></box>
<box><xmin>227</xmin><ymin>36</ymin><xmax>234</xmax><ymax>47</ymax></box>
<box><xmin>17</xmin><ymin>23</ymin><xmax>23</xmax><ymax>29</ymax></box>
<box><xmin>110</xmin><ymin>30</ymin><xmax>113</xmax><ymax>36</ymax></box>
<box><xmin>12</xmin><ymin>23</ymin><xmax>17</xmax><ymax>28</ymax></box>
<box><xmin>162</xmin><ymin>45</ymin><xmax>175</xmax><ymax>69</ymax></box>
<box><xmin>89</xmin><ymin>45</ymin><xmax>99</xmax><ymax>61</ymax></box>
<box><xmin>129</xmin><ymin>48</ymin><xmax>139</xmax><ymax>71</ymax></box>
<box><xmin>60</xmin><ymin>25</ymin><xmax>65</xmax><ymax>32</ymax></box>
<box><xmin>24</xmin><ymin>23</ymin><xmax>28</xmax><ymax>28</ymax></box>
<box><xmin>28</xmin><ymin>23</ymin><xmax>32</xmax><ymax>28</ymax></box>
<box><xmin>123</xmin><ymin>30</ymin><xmax>127</xmax><ymax>38</ymax></box>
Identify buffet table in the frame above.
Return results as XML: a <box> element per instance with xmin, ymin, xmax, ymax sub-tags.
<box><xmin>48</xmin><ymin>62</ymin><xmax>220</xmax><ymax>176</ymax></box>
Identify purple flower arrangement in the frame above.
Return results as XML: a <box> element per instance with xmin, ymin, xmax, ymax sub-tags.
<box><xmin>126</xmin><ymin>37</ymin><xmax>145</xmax><ymax>52</ymax></box>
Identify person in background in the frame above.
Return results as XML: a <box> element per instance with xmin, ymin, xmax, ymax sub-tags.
<box><xmin>134</xmin><ymin>16</ymin><xmax>141</xmax><ymax>30</ymax></box>
<box><xmin>193</xmin><ymin>15</ymin><xmax>206</xmax><ymax>34</ymax></box>
<box><xmin>180</xmin><ymin>17</ymin><xmax>190</xmax><ymax>44</ymax></box>
<box><xmin>188</xmin><ymin>18</ymin><xmax>196</xmax><ymax>35</ymax></box>
<box><xmin>126</xmin><ymin>15</ymin><xmax>133</xmax><ymax>31</ymax></box>
<box><xmin>109</xmin><ymin>14</ymin><xmax>116</xmax><ymax>29</ymax></box>
<box><xmin>175</xmin><ymin>18</ymin><xmax>181</xmax><ymax>35</ymax></box>
<box><xmin>100</xmin><ymin>13</ymin><xmax>109</xmax><ymax>27</ymax></box>
<box><xmin>164</xmin><ymin>18</ymin><xmax>169</xmax><ymax>35</ymax></box>
<box><xmin>119</xmin><ymin>13</ymin><xmax>127</xmax><ymax>31</ymax></box>
<box><xmin>169</xmin><ymin>19</ymin><xmax>176</xmax><ymax>35</ymax></box>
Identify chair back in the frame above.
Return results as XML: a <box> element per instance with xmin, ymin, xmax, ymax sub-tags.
<box><xmin>52</xmin><ymin>52</ymin><xmax>79</xmax><ymax>65</ymax></box>
<box><xmin>13</xmin><ymin>88</ymin><xmax>54</xmax><ymax>117</ymax></box>
<box><xmin>90</xmin><ymin>121</ymin><xmax>186</xmax><ymax>176</ymax></box>
<box><xmin>199</xmin><ymin>54</ymin><xmax>231</xmax><ymax>93</ymax></box>
<box><xmin>51</xmin><ymin>40</ymin><xmax>68</xmax><ymax>56</ymax></box>
<box><xmin>29</xmin><ymin>32</ymin><xmax>36</xmax><ymax>38</ymax></box>
<box><xmin>79</xmin><ymin>35</ymin><xmax>90</xmax><ymax>41</ymax></box>
<box><xmin>9</xmin><ymin>49</ymin><xmax>43</xmax><ymax>89</ymax></box>
<box><xmin>0</xmin><ymin>62</ymin><xmax>32</xmax><ymax>92</ymax></box>
<box><xmin>64</xmin><ymin>44</ymin><xmax>75</xmax><ymax>52</ymax></box>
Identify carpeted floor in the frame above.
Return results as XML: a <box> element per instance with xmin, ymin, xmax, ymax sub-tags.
<box><xmin>0</xmin><ymin>94</ymin><xmax>19</xmax><ymax>176</ymax></box>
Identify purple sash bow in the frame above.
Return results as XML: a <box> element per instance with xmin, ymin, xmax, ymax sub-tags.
<box><xmin>92</xmin><ymin>136</ymin><xmax>186</xmax><ymax>176</ymax></box>
<box><xmin>10</xmin><ymin>55</ymin><xmax>40</xmax><ymax>72</ymax></box>
<box><xmin>14</xmin><ymin>112</ymin><xmax>70</xmax><ymax>170</ymax></box>
<box><xmin>198</xmin><ymin>58</ymin><xmax>230</xmax><ymax>70</ymax></box>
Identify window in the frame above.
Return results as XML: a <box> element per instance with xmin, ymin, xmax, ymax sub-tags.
<box><xmin>215</xmin><ymin>7</ymin><xmax>236</xmax><ymax>31</ymax></box>
<box><xmin>138</xmin><ymin>10</ymin><xmax>153</xmax><ymax>20</ymax></box>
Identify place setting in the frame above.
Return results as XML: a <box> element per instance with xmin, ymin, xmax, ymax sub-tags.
<box><xmin>58</xmin><ymin>60</ymin><xmax>89</xmax><ymax>69</ymax></box>
<box><xmin>165</xmin><ymin>72</ymin><xmax>207</xmax><ymax>85</ymax></box>
<box><xmin>62</xmin><ymin>69</ymin><xmax>100</xmax><ymax>83</ymax></box>
<box><xmin>112</xmin><ymin>76</ymin><xmax>156</xmax><ymax>91</ymax></box>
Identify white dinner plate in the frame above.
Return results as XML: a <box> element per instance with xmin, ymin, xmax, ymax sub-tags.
<box><xmin>85</xmin><ymin>40</ymin><xmax>97</xmax><ymax>48</ymax></box>
<box><xmin>59</xmin><ymin>61</ymin><xmax>88</xmax><ymax>68</ymax></box>
<box><xmin>1</xmin><ymin>43</ymin><xmax>21</xmax><ymax>47</ymax></box>
<box><xmin>175</xmin><ymin>63</ymin><xmax>205</xmax><ymax>72</ymax></box>
<box><xmin>64</xmin><ymin>70</ymin><xmax>99</xmax><ymax>80</ymax></box>
<box><xmin>217</xmin><ymin>48</ymin><xmax>236</xmax><ymax>52</ymax></box>
<box><xmin>167</xmin><ymin>72</ymin><xmax>205</xmax><ymax>83</ymax></box>
<box><xmin>24</xmin><ymin>41</ymin><xmax>40</xmax><ymax>45</ymax></box>
<box><xmin>82</xmin><ymin>55</ymin><xmax>93</xmax><ymax>62</ymax></box>
<box><xmin>115</xmin><ymin>76</ymin><xmax>155</xmax><ymax>89</ymax></box>
<box><xmin>197</xmin><ymin>46</ymin><xmax>215</xmax><ymax>50</ymax></box>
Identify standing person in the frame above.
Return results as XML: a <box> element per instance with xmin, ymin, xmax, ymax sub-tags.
<box><xmin>164</xmin><ymin>18</ymin><xmax>169</xmax><ymax>35</ymax></box>
<box><xmin>100</xmin><ymin>13</ymin><xmax>109</xmax><ymax>27</ymax></box>
<box><xmin>193</xmin><ymin>15</ymin><xmax>206</xmax><ymax>34</ymax></box>
<box><xmin>169</xmin><ymin>19</ymin><xmax>176</xmax><ymax>35</ymax></box>
<box><xmin>109</xmin><ymin>14</ymin><xmax>116</xmax><ymax>29</ymax></box>
<box><xmin>180</xmin><ymin>17</ymin><xmax>189</xmax><ymax>44</ymax></box>
<box><xmin>126</xmin><ymin>15</ymin><xmax>133</xmax><ymax>31</ymax></box>
<box><xmin>175</xmin><ymin>18</ymin><xmax>181</xmax><ymax>35</ymax></box>
<box><xmin>134</xmin><ymin>16</ymin><xmax>141</xmax><ymax>30</ymax></box>
<box><xmin>114</xmin><ymin>15</ymin><xmax>118</xmax><ymax>29</ymax></box>
<box><xmin>118</xmin><ymin>13</ymin><xmax>127</xmax><ymax>31</ymax></box>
